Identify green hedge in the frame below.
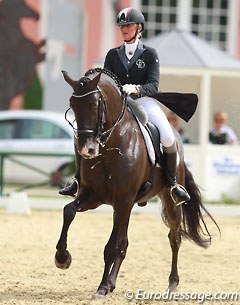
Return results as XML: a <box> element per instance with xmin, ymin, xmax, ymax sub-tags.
<box><xmin>24</xmin><ymin>73</ymin><xmax>43</xmax><ymax>109</ymax></box>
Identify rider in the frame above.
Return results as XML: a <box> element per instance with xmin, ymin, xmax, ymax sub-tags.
<box><xmin>59</xmin><ymin>7</ymin><xmax>190</xmax><ymax>205</ymax></box>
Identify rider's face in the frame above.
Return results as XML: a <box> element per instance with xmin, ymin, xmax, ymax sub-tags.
<box><xmin>119</xmin><ymin>23</ymin><xmax>139</xmax><ymax>43</ymax></box>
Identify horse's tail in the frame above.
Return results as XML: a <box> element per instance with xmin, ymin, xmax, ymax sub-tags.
<box><xmin>180</xmin><ymin>163</ymin><xmax>220</xmax><ymax>248</ymax></box>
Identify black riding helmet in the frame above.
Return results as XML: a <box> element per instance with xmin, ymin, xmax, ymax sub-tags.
<box><xmin>116</xmin><ymin>7</ymin><xmax>145</xmax><ymax>32</ymax></box>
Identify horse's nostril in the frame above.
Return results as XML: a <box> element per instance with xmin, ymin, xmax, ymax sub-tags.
<box><xmin>88</xmin><ymin>148</ymin><xmax>95</xmax><ymax>155</ymax></box>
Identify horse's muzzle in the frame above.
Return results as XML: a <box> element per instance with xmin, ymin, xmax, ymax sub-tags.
<box><xmin>77</xmin><ymin>142</ymin><xmax>100</xmax><ymax>159</ymax></box>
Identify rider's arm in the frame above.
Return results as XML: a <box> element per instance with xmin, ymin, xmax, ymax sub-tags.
<box><xmin>138</xmin><ymin>47</ymin><xmax>160</xmax><ymax>97</ymax></box>
<box><xmin>103</xmin><ymin>50</ymin><xmax>114</xmax><ymax>72</ymax></box>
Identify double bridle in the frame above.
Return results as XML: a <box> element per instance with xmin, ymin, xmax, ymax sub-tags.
<box><xmin>65</xmin><ymin>86</ymin><xmax>127</xmax><ymax>147</ymax></box>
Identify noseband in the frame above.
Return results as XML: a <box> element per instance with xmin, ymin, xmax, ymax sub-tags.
<box><xmin>65</xmin><ymin>87</ymin><xmax>127</xmax><ymax>147</ymax></box>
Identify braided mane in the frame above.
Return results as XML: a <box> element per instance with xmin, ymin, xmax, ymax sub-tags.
<box><xmin>84</xmin><ymin>67</ymin><xmax>124</xmax><ymax>95</ymax></box>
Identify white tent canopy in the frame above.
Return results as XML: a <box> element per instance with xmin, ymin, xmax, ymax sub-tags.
<box><xmin>145</xmin><ymin>30</ymin><xmax>240</xmax><ymax>69</ymax></box>
<box><xmin>95</xmin><ymin>30</ymin><xmax>240</xmax><ymax>200</ymax></box>
<box><xmin>144</xmin><ymin>30</ymin><xmax>240</xmax><ymax>201</ymax></box>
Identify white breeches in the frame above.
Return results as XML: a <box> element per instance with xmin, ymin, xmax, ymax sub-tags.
<box><xmin>135</xmin><ymin>97</ymin><xmax>175</xmax><ymax>148</ymax></box>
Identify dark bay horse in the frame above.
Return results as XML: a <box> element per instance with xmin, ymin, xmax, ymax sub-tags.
<box><xmin>55</xmin><ymin>67</ymin><xmax>218</xmax><ymax>297</ymax></box>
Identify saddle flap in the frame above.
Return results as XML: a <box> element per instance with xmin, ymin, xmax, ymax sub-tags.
<box><xmin>127</xmin><ymin>100</ymin><xmax>162</xmax><ymax>165</ymax></box>
<box><xmin>127</xmin><ymin>98</ymin><xmax>148</xmax><ymax>126</ymax></box>
<box><xmin>145</xmin><ymin>122</ymin><xmax>162</xmax><ymax>164</ymax></box>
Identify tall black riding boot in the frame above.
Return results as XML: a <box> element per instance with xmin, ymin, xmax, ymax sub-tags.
<box><xmin>59</xmin><ymin>144</ymin><xmax>80</xmax><ymax>196</ymax></box>
<box><xmin>59</xmin><ymin>174</ymin><xmax>79</xmax><ymax>196</ymax></box>
<box><xmin>163</xmin><ymin>151</ymin><xmax>190</xmax><ymax>205</ymax></box>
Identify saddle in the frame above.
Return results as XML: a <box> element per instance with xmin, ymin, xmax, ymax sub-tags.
<box><xmin>127</xmin><ymin>100</ymin><xmax>163</xmax><ymax>205</ymax></box>
<box><xmin>127</xmin><ymin>99</ymin><xmax>162</xmax><ymax>165</ymax></box>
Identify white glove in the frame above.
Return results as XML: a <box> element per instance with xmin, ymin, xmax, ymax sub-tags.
<box><xmin>122</xmin><ymin>84</ymin><xmax>140</xmax><ymax>96</ymax></box>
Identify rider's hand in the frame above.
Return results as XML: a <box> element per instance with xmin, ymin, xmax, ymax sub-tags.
<box><xmin>122</xmin><ymin>84</ymin><xmax>140</xmax><ymax>96</ymax></box>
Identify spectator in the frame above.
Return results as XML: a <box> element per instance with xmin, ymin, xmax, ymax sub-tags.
<box><xmin>209</xmin><ymin>112</ymin><xmax>238</xmax><ymax>145</ymax></box>
<box><xmin>167</xmin><ymin>111</ymin><xmax>190</xmax><ymax>143</ymax></box>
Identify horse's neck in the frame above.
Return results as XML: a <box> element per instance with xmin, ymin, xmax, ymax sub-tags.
<box><xmin>104</xmin><ymin>89</ymin><xmax>123</xmax><ymax>125</ymax></box>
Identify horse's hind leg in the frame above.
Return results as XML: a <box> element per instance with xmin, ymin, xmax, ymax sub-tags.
<box><xmin>160</xmin><ymin>191</ymin><xmax>182</xmax><ymax>292</ymax></box>
<box><xmin>96</xmin><ymin>203</ymin><xmax>133</xmax><ymax>297</ymax></box>
<box><xmin>168</xmin><ymin>221</ymin><xmax>181</xmax><ymax>292</ymax></box>
<box><xmin>55</xmin><ymin>201</ymin><xmax>77</xmax><ymax>269</ymax></box>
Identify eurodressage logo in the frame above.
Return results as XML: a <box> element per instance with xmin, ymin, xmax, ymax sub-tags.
<box><xmin>136</xmin><ymin>59</ymin><xmax>145</xmax><ymax>68</ymax></box>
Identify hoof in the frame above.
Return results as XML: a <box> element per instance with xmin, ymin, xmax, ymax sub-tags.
<box><xmin>168</xmin><ymin>283</ymin><xmax>178</xmax><ymax>292</ymax></box>
<box><xmin>91</xmin><ymin>292</ymin><xmax>106</xmax><ymax>300</ymax></box>
<box><xmin>93</xmin><ymin>286</ymin><xmax>109</xmax><ymax>299</ymax></box>
<box><xmin>55</xmin><ymin>250</ymin><xmax>72</xmax><ymax>269</ymax></box>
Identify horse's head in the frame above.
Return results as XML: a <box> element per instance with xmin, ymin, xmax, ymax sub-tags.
<box><xmin>63</xmin><ymin>68</ymin><xmax>126</xmax><ymax>159</ymax></box>
<box><xmin>62</xmin><ymin>70</ymin><xmax>105</xmax><ymax>159</ymax></box>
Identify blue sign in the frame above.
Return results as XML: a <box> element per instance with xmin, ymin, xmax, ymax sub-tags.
<box><xmin>212</xmin><ymin>157</ymin><xmax>240</xmax><ymax>175</ymax></box>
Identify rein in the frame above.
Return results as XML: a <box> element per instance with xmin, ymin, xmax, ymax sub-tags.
<box><xmin>99</xmin><ymin>93</ymin><xmax>127</xmax><ymax>147</ymax></box>
<box><xmin>65</xmin><ymin>87</ymin><xmax>127</xmax><ymax>147</ymax></box>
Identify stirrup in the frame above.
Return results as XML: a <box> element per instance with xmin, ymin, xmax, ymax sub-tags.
<box><xmin>169</xmin><ymin>184</ymin><xmax>189</xmax><ymax>206</ymax></box>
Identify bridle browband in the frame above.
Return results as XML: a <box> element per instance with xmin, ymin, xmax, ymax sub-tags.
<box><xmin>65</xmin><ymin>86</ymin><xmax>127</xmax><ymax>147</ymax></box>
<box><xmin>71</xmin><ymin>89</ymin><xmax>99</xmax><ymax>98</ymax></box>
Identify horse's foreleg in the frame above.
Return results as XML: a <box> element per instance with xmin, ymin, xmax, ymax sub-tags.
<box><xmin>96</xmin><ymin>204</ymin><xmax>132</xmax><ymax>297</ymax></box>
<box><xmin>107</xmin><ymin>215</ymin><xmax>130</xmax><ymax>292</ymax></box>
<box><xmin>55</xmin><ymin>201</ymin><xmax>77</xmax><ymax>269</ymax></box>
<box><xmin>95</xmin><ymin>228</ymin><xmax>117</xmax><ymax>297</ymax></box>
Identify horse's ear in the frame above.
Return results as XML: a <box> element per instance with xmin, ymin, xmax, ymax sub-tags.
<box><xmin>90</xmin><ymin>72</ymin><xmax>102</xmax><ymax>89</ymax></box>
<box><xmin>62</xmin><ymin>70</ymin><xmax>77</xmax><ymax>89</ymax></box>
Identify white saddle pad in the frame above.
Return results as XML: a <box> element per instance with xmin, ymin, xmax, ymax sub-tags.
<box><xmin>136</xmin><ymin>117</ymin><xmax>156</xmax><ymax>165</ymax></box>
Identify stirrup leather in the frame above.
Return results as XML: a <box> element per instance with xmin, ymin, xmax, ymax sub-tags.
<box><xmin>169</xmin><ymin>184</ymin><xmax>189</xmax><ymax>206</ymax></box>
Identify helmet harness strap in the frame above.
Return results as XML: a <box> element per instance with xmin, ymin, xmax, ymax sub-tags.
<box><xmin>124</xmin><ymin>23</ymin><xmax>140</xmax><ymax>43</ymax></box>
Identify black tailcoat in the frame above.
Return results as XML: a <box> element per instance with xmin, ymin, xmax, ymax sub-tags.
<box><xmin>103</xmin><ymin>41</ymin><xmax>198</xmax><ymax>122</ymax></box>
<box><xmin>104</xmin><ymin>41</ymin><xmax>160</xmax><ymax>97</ymax></box>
